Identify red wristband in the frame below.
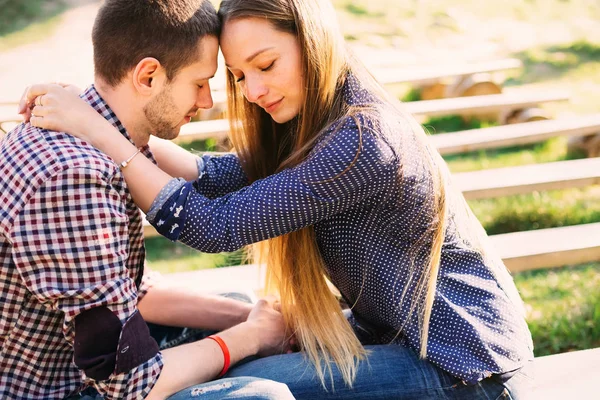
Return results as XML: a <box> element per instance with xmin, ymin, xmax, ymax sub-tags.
<box><xmin>207</xmin><ymin>335</ymin><xmax>231</xmax><ymax>378</ymax></box>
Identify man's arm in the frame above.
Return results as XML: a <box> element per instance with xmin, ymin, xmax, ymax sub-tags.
<box><xmin>146</xmin><ymin>298</ymin><xmax>289</xmax><ymax>400</ymax></box>
<box><xmin>137</xmin><ymin>278</ymin><xmax>253</xmax><ymax>331</ymax></box>
<box><xmin>11</xmin><ymin>166</ymin><xmax>163</xmax><ymax>399</ymax></box>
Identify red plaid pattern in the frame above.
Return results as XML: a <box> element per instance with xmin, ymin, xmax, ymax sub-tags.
<box><xmin>0</xmin><ymin>86</ymin><xmax>163</xmax><ymax>400</ymax></box>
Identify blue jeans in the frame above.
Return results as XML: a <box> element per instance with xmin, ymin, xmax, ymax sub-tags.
<box><xmin>225</xmin><ymin>345</ymin><xmax>534</xmax><ymax>400</ymax></box>
<box><xmin>166</xmin><ymin>377</ymin><xmax>294</xmax><ymax>400</ymax></box>
<box><xmin>73</xmin><ymin>378</ymin><xmax>294</xmax><ymax>400</ymax></box>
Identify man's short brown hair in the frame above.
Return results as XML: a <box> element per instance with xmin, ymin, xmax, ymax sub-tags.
<box><xmin>92</xmin><ymin>0</ymin><xmax>220</xmax><ymax>86</ymax></box>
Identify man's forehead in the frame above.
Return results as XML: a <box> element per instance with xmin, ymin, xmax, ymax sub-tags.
<box><xmin>182</xmin><ymin>37</ymin><xmax>219</xmax><ymax>79</ymax></box>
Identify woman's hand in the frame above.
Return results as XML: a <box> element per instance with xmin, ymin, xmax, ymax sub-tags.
<box><xmin>246</xmin><ymin>296</ymin><xmax>293</xmax><ymax>357</ymax></box>
<box><xmin>17</xmin><ymin>83</ymin><xmax>101</xmax><ymax>144</ymax></box>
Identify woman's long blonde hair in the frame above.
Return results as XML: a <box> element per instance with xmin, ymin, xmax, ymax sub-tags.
<box><xmin>218</xmin><ymin>0</ymin><xmax>449</xmax><ymax>389</ymax></box>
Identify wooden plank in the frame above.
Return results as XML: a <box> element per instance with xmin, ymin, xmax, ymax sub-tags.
<box><xmin>404</xmin><ymin>90</ymin><xmax>569</xmax><ymax>118</ymax></box>
<box><xmin>162</xmin><ymin>264</ymin><xmax>265</xmax><ymax>295</ymax></box>
<box><xmin>174</xmin><ymin>119</ymin><xmax>229</xmax><ymax>143</ymax></box>
<box><xmin>489</xmin><ymin>223</ymin><xmax>600</xmax><ymax>273</ymax></box>
<box><xmin>175</xmin><ymin>92</ymin><xmax>573</xmax><ymax>144</ymax></box>
<box><xmin>143</xmin><ymin>220</ymin><xmax>600</xmax><ymax>275</ymax></box>
<box><xmin>0</xmin><ymin>107</ymin><xmax>22</xmax><ymax>125</ymax></box>
<box><xmin>453</xmin><ymin>157</ymin><xmax>600</xmax><ymax>200</ymax></box>
<box><xmin>156</xmin><ymin>224</ymin><xmax>600</xmax><ymax>284</ymax></box>
<box><xmin>373</xmin><ymin>58</ymin><xmax>522</xmax><ymax>87</ymax></box>
<box><xmin>431</xmin><ymin>115</ymin><xmax>600</xmax><ymax>155</ymax></box>
<box><xmin>532</xmin><ymin>348</ymin><xmax>599</xmax><ymax>399</ymax></box>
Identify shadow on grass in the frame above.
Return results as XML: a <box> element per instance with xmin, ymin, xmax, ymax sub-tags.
<box><xmin>506</xmin><ymin>40</ymin><xmax>600</xmax><ymax>86</ymax></box>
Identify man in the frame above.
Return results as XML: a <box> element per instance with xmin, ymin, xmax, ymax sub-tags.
<box><xmin>0</xmin><ymin>1</ymin><xmax>292</xmax><ymax>399</ymax></box>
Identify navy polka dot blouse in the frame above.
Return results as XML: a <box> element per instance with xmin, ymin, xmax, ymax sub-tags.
<box><xmin>147</xmin><ymin>74</ymin><xmax>534</xmax><ymax>384</ymax></box>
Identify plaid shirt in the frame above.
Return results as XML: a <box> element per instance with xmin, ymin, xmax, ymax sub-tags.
<box><xmin>0</xmin><ymin>86</ymin><xmax>163</xmax><ymax>400</ymax></box>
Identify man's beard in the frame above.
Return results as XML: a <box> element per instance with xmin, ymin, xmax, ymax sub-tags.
<box><xmin>143</xmin><ymin>85</ymin><xmax>181</xmax><ymax>140</ymax></box>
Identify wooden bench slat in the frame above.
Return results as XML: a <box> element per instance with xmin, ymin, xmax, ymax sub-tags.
<box><xmin>0</xmin><ymin>107</ymin><xmax>22</xmax><ymax>125</ymax></box>
<box><xmin>454</xmin><ymin>157</ymin><xmax>600</xmax><ymax>200</ymax></box>
<box><xmin>175</xmin><ymin>119</ymin><xmax>230</xmax><ymax>143</ymax></box>
<box><xmin>155</xmin><ymin>223</ymin><xmax>600</xmax><ymax>281</ymax></box>
<box><xmin>205</xmin><ymin>88</ymin><xmax>568</xmax><ymax>122</ymax></box>
<box><xmin>532</xmin><ymin>347</ymin><xmax>599</xmax><ymax>399</ymax></box>
<box><xmin>431</xmin><ymin>115</ymin><xmax>600</xmax><ymax>155</ymax></box>
<box><xmin>373</xmin><ymin>58</ymin><xmax>523</xmax><ymax>86</ymax></box>
<box><xmin>404</xmin><ymin>90</ymin><xmax>569</xmax><ymax>118</ymax></box>
<box><xmin>173</xmin><ymin>92</ymin><xmax>574</xmax><ymax>145</ymax></box>
<box><xmin>489</xmin><ymin>222</ymin><xmax>600</xmax><ymax>272</ymax></box>
<box><xmin>143</xmin><ymin>220</ymin><xmax>600</xmax><ymax>275</ymax></box>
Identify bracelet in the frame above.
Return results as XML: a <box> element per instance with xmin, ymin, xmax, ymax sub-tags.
<box><xmin>119</xmin><ymin>148</ymin><xmax>141</xmax><ymax>169</ymax></box>
<box><xmin>207</xmin><ymin>335</ymin><xmax>231</xmax><ymax>378</ymax></box>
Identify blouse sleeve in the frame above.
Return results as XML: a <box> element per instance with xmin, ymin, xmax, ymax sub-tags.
<box><xmin>149</xmin><ymin>114</ymin><xmax>397</xmax><ymax>253</ymax></box>
<box><xmin>194</xmin><ymin>153</ymin><xmax>249</xmax><ymax>199</ymax></box>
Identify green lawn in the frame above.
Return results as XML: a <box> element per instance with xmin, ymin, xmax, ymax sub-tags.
<box><xmin>0</xmin><ymin>0</ymin><xmax>66</xmax><ymax>51</ymax></box>
<box><xmin>515</xmin><ymin>262</ymin><xmax>600</xmax><ymax>356</ymax></box>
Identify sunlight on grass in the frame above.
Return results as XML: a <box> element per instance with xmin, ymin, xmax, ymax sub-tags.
<box><xmin>145</xmin><ymin>236</ymin><xmax>246</xmax><ymax>274</ymax></box>
<box><xmin>443</xmin><ymin>136</ymin><xmax>582</xmax><ymax>173</ymax></box>
<box><xmin>470</xmin><ymin>186</ymin><xmax>600</xmax><ymax>235</ymax></box>
<box><xmin>514</xmin><ymin>263</ymin><xmax>600</xmax><ymax>356</ymax></box>
<box><xmin>0</xmin><ymin>14</ymin><xmax>65</xmax><ymax>52</ymax></box>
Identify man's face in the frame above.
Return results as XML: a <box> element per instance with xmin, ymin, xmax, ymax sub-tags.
<box><xmin>144</xmin><ymin>36</ymin><xmax>219</xmax><ymax>140</ymax></box>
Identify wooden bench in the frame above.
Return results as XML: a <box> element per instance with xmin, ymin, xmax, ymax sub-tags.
<box><xmin>532</xmin><ymin>347</ymin><xmax>598</xmax><ymax>399</ymax></box>
<box><xmin>490</xmin><ymin>222</ymin><xmax>600</xmax><ymax>273</ymax></box>
<box><xmin>173</xmin><ymin>91</ymin><xmax>571</xmax><ymax>145</ymax></box>
<box><xmin>149</xmin><ymin>220</ymin><xmax>600</xmax><ymax>277</ymax></box>
<box><xmin>0</xmin><ymin>106</ymin><xmax>22</xmax><ymax>135</ymax></box>
<box><xmin>371</xmin><ymin>58</ymin><xmax>522</xmax><ymax>87</ymax></box>
<box><xmin>454</xmin><ymin>157</ymin><xmax>600</xmax><ymax>200</ymax></box>
<box><xmin>203</xmin><ymin>90</ymin><xmax>568</xmax><ymax>123</ymax></box>
<box><xmin>405</xmin><ymin>90</ymin><xmax>569</xmax><ymax>121</ymax></box>
<box><xmin>431</xmin><ymin>114</ymin><xmax>600</xmax><ymax>155</ymax></box>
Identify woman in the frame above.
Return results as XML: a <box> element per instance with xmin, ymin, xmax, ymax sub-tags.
<box><xmin>20</xmin><ymin>0</ymin><xmax>534</xmax><ymax>398</ymax></box>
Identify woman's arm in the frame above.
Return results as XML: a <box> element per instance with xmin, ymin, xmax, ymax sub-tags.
<box><xmin>151</xmin><ymin>115</ymin><xmax>398</xmax><ymax>253</ymax></box>
<box><xmin>23</xmin><ymin>84</ymin><xmax>249</xmax><ymax>209</ymax></box>
<box><xmin>148</xmin><ymin>136</ymin><xmax>200</xmax><ymax>181</ymax></box>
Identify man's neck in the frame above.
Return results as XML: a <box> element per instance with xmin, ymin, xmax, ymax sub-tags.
<box><xmin>94</xmin><ymin>80</ymin><xmax>151</xmax><ymax>148</ymax></box>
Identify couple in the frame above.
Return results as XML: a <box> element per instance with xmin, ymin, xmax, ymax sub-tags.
<box><xmin>1</xmin><ymin>0</ymin><xmax>534</xmax><ymax>399</ymax></box>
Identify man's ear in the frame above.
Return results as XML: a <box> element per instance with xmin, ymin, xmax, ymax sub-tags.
<box><xmin>132</xmin><ymin>57</ymin><xmax>165</xmax><ymax>96</ymax></box>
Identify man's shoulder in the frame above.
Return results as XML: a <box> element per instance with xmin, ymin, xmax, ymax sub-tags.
<box><xmin>0</xmin><ymin>124</ymin><xmax>123</xmax><ymax>230</ymax></box>
<box><xmin>1</xmin><ymin>123</ymin><xmax>117</xmax><ymax>181</ymax></box>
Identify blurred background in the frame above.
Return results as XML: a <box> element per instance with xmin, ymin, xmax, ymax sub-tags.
<box><xmin>1</xmin><ymin>0</ymin><xmax>599</xmax><ymax>358</ymax></box>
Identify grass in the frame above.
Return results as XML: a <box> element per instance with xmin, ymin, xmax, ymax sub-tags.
<box><xmin>514</xmin><ymin>262</ymin><xmax>600</xmax><ymax>356</ymax></box>
<box><xmin>470</xmin><ymin>186</ymin><xmax>600</xmax><ymax>235</ymax></box>
<box><xmin>443</xmin><ymin>136</ymin><xmax>585</xmax><ymax>173</ymax></box>
<box><xmin>0</xmin><ymin>0</ymin><xmax>66</xmax><ymax>51</ymax></box>
<box><xmin>145</xmin><ymin>236</ymin><xmax>246</xmax><ymax>274</ymax></box>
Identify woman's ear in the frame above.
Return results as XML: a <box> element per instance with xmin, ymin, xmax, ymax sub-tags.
<box><xmin>132</xmin><ymin>57</ymin><xmax>165</xmax><ymax>96</ymax></box>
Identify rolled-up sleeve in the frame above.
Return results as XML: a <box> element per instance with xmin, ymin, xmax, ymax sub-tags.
<box><xmin>11</xmin><ymin>167</ymin><xmax>162</xmax><ymax>400</ymax></box>
<box><xmin>149</xmin><ymin>114</ymin><xmax>397</xmax><ymax>253</ymax></box>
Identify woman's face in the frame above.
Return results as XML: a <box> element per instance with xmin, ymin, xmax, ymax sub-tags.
<box><xmin>220</xmin><ymin>17</ymin><xmax>304</xmax><ymax>124</ymax></box>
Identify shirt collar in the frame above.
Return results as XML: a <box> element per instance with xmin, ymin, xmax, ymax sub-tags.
<box><xmin>81</xmin><ymin>85</ymin><xmax>155</xmax><ymax>163</ymax></box>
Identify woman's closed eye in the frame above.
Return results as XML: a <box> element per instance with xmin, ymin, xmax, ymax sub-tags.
<box><xmin>260</xmin><ymin>61</ymin><xmax>275</xmax><ymax>72</ymax></box>
<box><xmin>234</xmin><ymin>61</ymin><xmax>276</xmax><ymax>83</ymax></box>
